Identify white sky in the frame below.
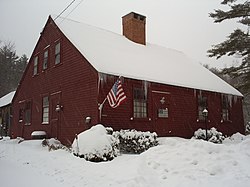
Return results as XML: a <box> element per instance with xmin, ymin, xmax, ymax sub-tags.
<box><xmin>0</xmin><ymin>0</ymin><xmax>243</xmax><ymax>69</ymax></box>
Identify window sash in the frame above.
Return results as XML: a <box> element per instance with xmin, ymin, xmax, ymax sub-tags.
<box><xmin>198</xmin><ymin>106</ymin><xmax>206</xmax><ymax>121</ymax></box>
<box><xmin>25</xmin><ymin>109</ymin><xmax>31</xmax><ymax>124</ymax></box>
<box><xmin>19</xmin><ymin>109</ymin><xmax>24</xmax><ymax>122</ymax></box>
<box><xmin>42</xmin><ymin>97</ymin><xmax>49</xmax><ymax>123</ymax></box>
<box><xmin>198</xmin><ymin>95</ymin><xmax>207</xmax><ymax>120</ymax></box>
<box><xmin>43</xmin><ymin>97</ymin><xmax>49</xmax><ymax>107</ymax></box>
<box><xmin>33</xmin><ymin>56</ymin><xmax>38</xmax><ymax>75</ymax></box>
<box><xmin>43</xmin><ymin>50</ymin><xmax>48</xmax><ymax>70</ymax></box>
<box><xmin>133</xmin><ymin>88</ymin><xmax>147</xmax><ymax>118</ymax></box>
<box><xmin>222</xmin><ymin>95</ymin><xmax>230</xmax><ymax>121</ymax></box>
<box><xmin>222</xmin><ymin>109</ymin><xmax>229</xmax><ymax>121</ymax></box>
<box><xmin>24</xmin><ymin>101</ymin><xmax>31</xmax><ymax>124</ymax></box>
<box><xmin>42</xmin><ymin>107</ymin><xmax>49</xmax><ymax>123</ymax></box>
<box><xmin>55</xmin><ymin>43</ymin><xmax>60</xmax><ymax>65</ymax></box>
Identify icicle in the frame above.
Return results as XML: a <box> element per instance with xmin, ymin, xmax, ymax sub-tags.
<box><xmin>143</xmin><ymin>80</ymin><xmax>148</xmax><ymax>98</ymax></box>
<box><xmin>98</xmin><ymin>73</ymin><xmax>108</xmax><ymax>89</ymax></box>
<box><xmin>194</xmin><ymin>89</ymin><xmax>197</xmax><ymax>98</ymax></box>
<box><xmin>199</xmin><ymin>90</ymin><xmax>202</xmax><ymax>97</ymax></box>
<box><xmin>227</xmin><ymin>94</ymin><xmax>233</xmax><ymax>108</ymax></box>
<box><xmin>233</xmin><ymin>95</ymin><xmax>238</xmax><ymax>104</ymax></box>
<box><xmin>98</xmin><ymin>72</ymin><xmax>101</xmax><ymax>95</ymax></box>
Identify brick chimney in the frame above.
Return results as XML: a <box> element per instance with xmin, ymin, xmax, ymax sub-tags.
<box><xmin>122</xmin><ymin>12</ymin><xmax>146</xmax><ymax>45</ymax></box>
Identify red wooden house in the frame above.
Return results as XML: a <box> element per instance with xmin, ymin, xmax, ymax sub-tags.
<box><xmin>11</xmin><ymin>12</ymin><xmax>244</xmax><ymax>145</ymax></box>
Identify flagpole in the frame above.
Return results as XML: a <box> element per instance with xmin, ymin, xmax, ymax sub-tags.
<box><xmin>98</xmin><ymin>76</ymin><xmax>125</xmax><ymax>121</ymax></box>
<box><xmin>98</xmin><ymin>97</ymin><xmax>107</xmax><ymax>121</ymax></box>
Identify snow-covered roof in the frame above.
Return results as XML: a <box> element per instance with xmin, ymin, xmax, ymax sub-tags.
<box><xmin>0</xmin><ymin>91</ymin><xmax>15</xmax><ymax>108</ymax></box>
<box><xmin>53</xmin><ymin>16</ymin><xmax>242</xmax><ymax>96</ymax></box>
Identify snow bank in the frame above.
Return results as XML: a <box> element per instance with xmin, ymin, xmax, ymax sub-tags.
<box><xmin>1</xmin><ymin>133</ymin><xmax>250</xmax><ymax>187</ymax></box>
<box><xmin>223</xmin><ymin>132</ymin><xmax>250</xmax><ymax>144</ymax></box>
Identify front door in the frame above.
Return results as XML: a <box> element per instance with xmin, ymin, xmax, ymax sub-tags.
<box><xmin>50</xmin><ymin>91</ymin><xmax>61</xmax><ymax>139</ymax></box>
<box><xmin>152</xmin><ymin>91</ymin><xmax>171</xmax><ymax>136</ymax></box>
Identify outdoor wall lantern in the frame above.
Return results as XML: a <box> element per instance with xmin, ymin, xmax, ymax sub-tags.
<box><xmin>55</xmin><ymin>104</ymin><xmax>63</xmax><ymax>112</ymax></box>
<box><xmin>85</xmin><ymin>116</ymin><xmax>91</xmax><ymax>124</ymax></box>
<box><xmin>202</xmin><ymin>108</ymin><xmax>209</xmax><ymax>140</ymax></box>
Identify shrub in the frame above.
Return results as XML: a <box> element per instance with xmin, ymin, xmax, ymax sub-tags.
<box><xmin>246</xmin><ymin>122</ymin><xmax>250</xmax><ymax>134</ymax></box>
<box><xmin>72</xmin><ymin>124</ymin><xmax>119</xmax><ymax>162</ymax></box>
<box><xmin>194</xmin><ymin>127</ymin><xmax>225</xmax><ymax>144</ymax></box>
<box><xmin>41</xmin><ymin>138</ymin><xmax>68</xmax><ymax>151</ymax></box>
<box><xmin>113</xmin><ymin>129</ymin><xmax>158</xmax><ymax>154</ymax></box>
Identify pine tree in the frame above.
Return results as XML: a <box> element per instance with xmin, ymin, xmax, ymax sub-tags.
<box><xmin>0</xmin><ymin>41</ymin><xmax>28</xmax><ymax>97</ymax></box>
<box><xmin>208</xmin><ymin>0</ymin><xmax>250</xmax><ymax>95</ymax></box>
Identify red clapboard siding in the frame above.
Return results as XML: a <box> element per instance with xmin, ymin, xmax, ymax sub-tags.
<box><xmin>98</xmin><ymin>76</ymin><xmax>244</xmax><ymax>138</ymax></box>
<box><xmin>12</xmin><ymin>17</ymin><xmax>99</xmax><ymax>145</ymax></box>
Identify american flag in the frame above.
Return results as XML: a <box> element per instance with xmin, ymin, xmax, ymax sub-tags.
<box><xmin>107</xmin><ymin>79</ymin><xmax>126</xmax><ymax>108</ymax></box>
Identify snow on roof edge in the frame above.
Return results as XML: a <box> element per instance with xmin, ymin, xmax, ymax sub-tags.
<box><xmin>0</xmin><ymin>91</ymin><xmax>16</xmax><ymax>108</ymax></box>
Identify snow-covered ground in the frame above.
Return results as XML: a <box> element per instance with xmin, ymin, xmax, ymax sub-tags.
<box><xmin>1</xmin><ymin>134</ymin><xmax>250</xmax><ymax>187</ymax></box>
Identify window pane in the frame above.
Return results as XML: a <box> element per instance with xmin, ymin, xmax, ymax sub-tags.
<box><xmin>43</xmin><ymin>97</ymin><xmax>49</xmax><ymax>106</ymax></box>
<box><xmin>222</xmin><ymin>109</ymin><xmax>229</xmax><ymax>121</ymax></box>
<box><xmin>43</xmin><ymin>50</ymin><xmax>48</xmax><ymax>70</ymax></box>
<box><xmin>55</xmin><ymin>54</ymin><xmax>60</xmax><ymax>64</ymax></box>
<box><xmin>133</xmin><ymin>88</ymin><xmax>147</xmax><ymax>118</ymax></box>
<box><xmin>43</xmin><ymin>108</ymin><xmax>49</xmax><ymax>114</ymax></box>
<box><xmin>33</xmin><ymin>56</ymin><xmax>38</xmax><ymax>75</ymax></box>
<box><xmin>55</xmin><ymin>43</ymin><xmax>60</xmax><ymax>64</ymax></box>
<box><xmin>25</xmin><ymin>109</ymin><xmax>31</xmax><ymax>124</ymax></box>
<box><xmin>42</xmin><ymin>96</ymin><xmax>49</xmax><ymax>123</ymax></box>
<box><xmin>44</xmin><ymin>50</ymin><xmax>48</xmax><ymax>58</ymax></box>
<box><xmin>55</xmin><ymin>43</ymin><xmax>60</xmax><ymax>54</ymax></box>
<box><xmin>198</xmin><ymin>96</ymin><xmax>207</xmax><ymax>120</ymax></box>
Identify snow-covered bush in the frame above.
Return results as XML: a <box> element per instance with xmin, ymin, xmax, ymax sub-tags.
<box><xmin>42</xmin><ymin>138</ymin><xmax>67</xmax><ymax>151</ymax></box>
<box><xmin>113</xmin><ymin>129</ymin><xmax>158</xmax><ymax>154</ymax></box>
<box><xmin>194</xmin><ymin>127</ymin><xmax>225</xmax><ymax>144</ymax></box>
<box><xmin>16</xmin><ymin>137</ymin><xmax>24</xmax><ymax>144</ymax></box>
<box><xmin>246</xmin><ymin>122</ymin><xmax>250</xmax><ymax>134</ymax></box>
<box><xmin>72</xmin><ymin>124</ymin><xmax>119</xmax><ymax>162</ymax></box>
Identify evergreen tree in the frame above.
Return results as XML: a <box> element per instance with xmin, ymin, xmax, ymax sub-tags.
<box><xmin>208</xmin><ymin>0</ymin><xmax>250</xmax><ymax>95</ymax></box>
<box><xmin>0</xmin><ymin>41</ymin><xmax>28</xmax><ymax>97</ymax></box>
<box><xmin>11</xmin><ymin>54</ymin><xmax>28</xmax><ymax>90</ymax></box>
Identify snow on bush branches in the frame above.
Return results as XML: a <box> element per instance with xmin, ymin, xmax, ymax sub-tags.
<box><xmin>42</xmin><ymin>138</ymin><xmax>67</xmax><ymax>151</ymax></box>
<box><xmin>246</xmin><ymin>122</ymin><xmax>250</xmax><ymax>134</ymax></box>
<box><xmin>72</xmin><ymin>124</ymin><xmax>158</xmax><ymax>162</ymax></box>
<box><xmin>194</xmin><ymin>127</ymin><xmax>225</xmax><ymax>143</ymax></box>
<box><xmin>113</xmin><ymin>129</ymin><xmax>158</xmax><ymax>154</ymax></box>
<box><xmin>72</xmin><ymin>124</ymin><xmax>119</xmax><ymax>162</ymax></box>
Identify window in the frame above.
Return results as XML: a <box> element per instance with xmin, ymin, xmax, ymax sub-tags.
<box><xmin>33</xmin><ymin>56</ymin><xmax>38</xmax><ymax>75</ymax></box>
<box><xmin>55</xmin><ymin>42</ymin><xmax>60</xmax><ymax>65</ymax></box>
<box><xmin>198</xmin><ymin>95</ymin><xmax>207</xmax><ymax>121</ymax></box>
<box><xmin>158</xmin><ymin>108</ymin><xmax>168</xmax><ymax>118</ymax></box>
<box><xmin>42</xmin><ymin>96</ymin><xmax>49</xmax><ymax>124</ymax></box>
<box><xmin>222</xmin><ymin>95</ymin><xmax>230</xmax><ymax>121</ymax></box>
<box><xmin>43</xmin><ymin>50</ymin><xmax>48</xmax><ymax>70</ymax></box>
<box><xmin>25</xmin><ymin>101</ymin><xmax>31</xmax><ymax>125</ymax></box>
<box><xmin>18</xmin><ymin>108</ymin><xmax>24</xmax><ymax>122</ymax></box>
<box><xmin>133</xmin><ymin>88</ymin><xmax>147</xmax><ymax>118</ymax></box>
